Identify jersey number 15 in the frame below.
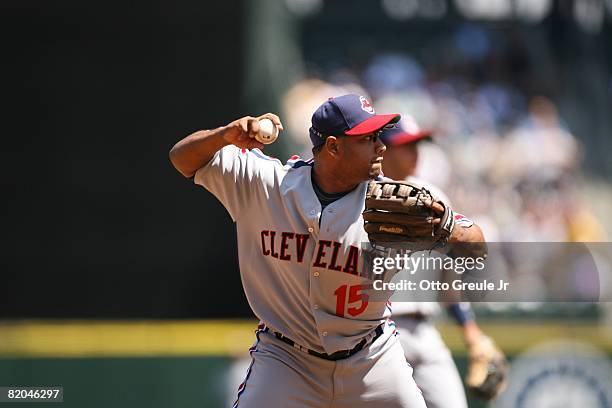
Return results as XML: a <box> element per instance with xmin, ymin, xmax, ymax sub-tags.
<box><xmin>334</xmin><ymin>284</ymin><xmax>369</xmax><ymax>317</ymax></box>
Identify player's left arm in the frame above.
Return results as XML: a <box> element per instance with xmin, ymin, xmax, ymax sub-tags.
<box><xmin>435</xmin><ymin>206</ymin><xmax>487</xmax><ymax>259</ymax></box>
<box><xmin>448</xmin><ymin>220</ymin><xmax>484</xmax><ymax>245</ymax></box>
<box><xmin>424</xmin><ymin>191</ymin><xmax>486</xmax><ymax>258</ymax></box>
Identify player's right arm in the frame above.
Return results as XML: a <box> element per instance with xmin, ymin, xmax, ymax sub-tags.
<box><xmin>169</xmin><ymin>114</ymin><xmax>282</xmax><ymax>178</ymax></box>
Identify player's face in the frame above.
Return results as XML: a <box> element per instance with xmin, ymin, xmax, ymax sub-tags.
<box><xmin>339</xmin><ymin>131</ymin><xmax>387</xmax><ymax>181</ymax></box>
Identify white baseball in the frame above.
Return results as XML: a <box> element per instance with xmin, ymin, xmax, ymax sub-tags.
<box><xmin>256</xmin><ymin>118</ymin><xmax>279</xmax><ymax>144</ymax></box>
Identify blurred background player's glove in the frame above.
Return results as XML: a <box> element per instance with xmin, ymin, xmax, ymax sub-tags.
<box><xmin>465</xmin><ymin>335</ymin><xmax>508</xmax><ymax>400</ymax></box>
<box><xmin>363</xmin><ymin>180</ymin><xmax>455</xmax><ymax>249</ymax></box>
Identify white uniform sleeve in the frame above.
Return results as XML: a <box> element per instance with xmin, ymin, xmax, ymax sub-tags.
<box><xmin>193</xmin><ymin>145</ymin><xmax>278</xmax><ymax>222</ymax></box>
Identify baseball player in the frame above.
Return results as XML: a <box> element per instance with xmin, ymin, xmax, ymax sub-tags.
<box><xmin>169</xmin><ymin>94</ymin><xmax>483</xmax><ymax>407</ymax></box>
<box><xmin>381</xmin><ymin>117</ymin><xmax>506</xmax><ymax>407</ymax></box>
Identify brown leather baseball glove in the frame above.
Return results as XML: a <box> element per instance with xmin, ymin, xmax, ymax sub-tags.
<box><xmin>465</xmin><ymin>335</ymin><xmax>508</xmax><ymax>400</ymax></box>
<box><xmin>363</xmin><ymin>180</ymin><xmax>455</xmax><ymax>249</ymax></box>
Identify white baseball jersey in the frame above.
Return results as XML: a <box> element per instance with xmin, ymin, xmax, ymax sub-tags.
<box><xmin>194</xmin><ymin>146</ymin><xmax>392</xmax><ymax>354</ymax></box>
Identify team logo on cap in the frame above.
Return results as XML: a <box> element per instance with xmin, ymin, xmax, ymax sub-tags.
<box><xmin>359</xmin><ymin>96</ymin><xmax>375</xmax><ymax>114</ymax></box>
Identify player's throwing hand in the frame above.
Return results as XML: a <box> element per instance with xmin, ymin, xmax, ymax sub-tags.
<box><xmin>223</xmin><ymin>113</ymin><xmax>283</xmax><ymax>150</ymax></box>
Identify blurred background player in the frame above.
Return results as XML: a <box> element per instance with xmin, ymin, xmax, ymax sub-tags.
<box><xmin>381</xmin><ymin>117</ymin><xmax>505</xmax><ymax>407</ymax></box>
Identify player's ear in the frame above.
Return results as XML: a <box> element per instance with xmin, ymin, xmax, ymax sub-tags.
<box><xmin>325</xmin><ymin>136</ymin><xmax>340</xmax><ymax>157</ymax></box>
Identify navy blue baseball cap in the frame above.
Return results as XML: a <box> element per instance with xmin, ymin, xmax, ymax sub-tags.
<box><xmin>380</xmin><ymin>116</ymin><xmax>432</xmax><ymax>146</ymax></box>
<box><xmin>309</xmin><ymin>94</ymin><xmax>400</xmax><ymax>147</ymax></box>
